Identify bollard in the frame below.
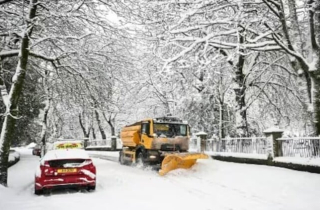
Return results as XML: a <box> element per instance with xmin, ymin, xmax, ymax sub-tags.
<box><xmin>196</xmin><ymin>131</ymin><xmax>208</xmax><ymax>152</ymax></box>
<box><xmin>83</xmin><ymin>138</ymin><xmax>89</xmax><ymax>149</ymax></box>
<box><xmin>263</xmin><ymin>127</ymin><xmax>284</xmax><ymax>160</ymax></box>
<box><xmin>111</xmin><ymin>136</ymin><xmax>117</xmax><ymax>150</ymax></box>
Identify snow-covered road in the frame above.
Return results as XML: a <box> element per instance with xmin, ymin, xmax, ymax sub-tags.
<box><xmin>1</xmin><ymin>149</ymin><xmax>320</xmax><ymax>210</ymax></box>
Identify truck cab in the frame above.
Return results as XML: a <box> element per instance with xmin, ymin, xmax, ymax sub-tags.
<box><xmin>119</xmin><ymin>116</ymin><xmax>191</xmax><ymax>165</ymax></box>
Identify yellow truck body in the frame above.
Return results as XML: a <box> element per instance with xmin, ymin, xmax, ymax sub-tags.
<box><xmin>119</xmin><ymin>116</ymin><xmax>208</xmax><ymax>175</ymax></box>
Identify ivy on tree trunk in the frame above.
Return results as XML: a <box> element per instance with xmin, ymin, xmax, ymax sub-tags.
<box><xmin>0</xmin><ymin>0</ymin><xmax>38</xmax><ymax>186</ymax></box>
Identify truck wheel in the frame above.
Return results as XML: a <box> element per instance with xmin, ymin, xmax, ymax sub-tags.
<box><xmin>119</xmin><ymin>151</ymin><xmax>125</xmax><ymax>165</ymax></box>
<box><xmin>136</xmin><ymin>152</ymin><xmax>145</xmax><ymax>168</ymax></box>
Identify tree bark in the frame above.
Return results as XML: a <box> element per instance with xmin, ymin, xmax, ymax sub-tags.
<box><xmin>91</xmin><ymin>127</ymin><xmax>96</xmax><ymax>139</ymax></box>
<box><xmin>0</xmin><ymin>0</ymin><xmax>37</xmax><ymax>186</ymax></box>
<box><xmin>40</xmin><ymin>70</ymin><xmax>51</xmax><ymax>157</ymax></box>
<box><xmin>79</xmin><ymin>112</ymin><xmax>91</xmax><ymax>138</ymax></box>
<box><xmin>102</xmin><ymin>112</ymin><xmax>115</xmax><ymax>136</ymax></box>
<box><xmin>103</xmin><ymin>113</ymin><xmax>117</xmax><ymax>150</ymax></box>
<box><xmin>95</xmin><ymin>110</ymin><xmax>106</xmax><ymax>139</ymax></box>
<box><xmin>313</xmin><ymin>0</ymin><xmax>320</xmax><ymax>134</ymax></box>
<box><xmin>233</xmin><ymin>34</ymin><xmax>249</xmax><ymax>136</ymax></box>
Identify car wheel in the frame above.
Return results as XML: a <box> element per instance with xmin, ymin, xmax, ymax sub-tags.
<box><xmin>34</xmin><ymin>187</ymin><xmax>42</xmax><ymax>195</ymax></box>
<box><xmin>87</xmin><ymin>185</ymin><xmax>96</xmax><ymax>191</ymax></box>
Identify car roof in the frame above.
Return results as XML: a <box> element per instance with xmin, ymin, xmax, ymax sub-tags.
<box><xmin>42</xmin><ymin>149</ymin><xmax>90</xmax><ymax>162</ymax></box>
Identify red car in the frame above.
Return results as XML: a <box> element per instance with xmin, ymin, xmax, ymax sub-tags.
<box><xmin>35</xmin><ymin>149</ymin><xmax>96</xmax><ymax>195</ymax></box>
<box><xmin>32</xmin><ymin>145</ymin><xmax>41</xmax><ymax>157</ymax></box>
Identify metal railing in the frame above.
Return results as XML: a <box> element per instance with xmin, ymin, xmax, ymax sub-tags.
<box><xmin>277</xmin><ymin>137</ymin><xmax>320</xmax><ymax>158</ymax></box>
<box><xmin>215</xmin><ymin>137</ymin><xmax>267</xmax><ymax>154</ymax></box>
<box><xmin>190</xmin><ymin>137</ymin><xmax>267</xmax><ymax>154</ymax></box>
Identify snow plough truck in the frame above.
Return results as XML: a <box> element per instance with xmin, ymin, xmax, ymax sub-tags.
<box><xmin>119</xmin><ymin>116</ymin><xmax>208</xmax><ymax>175</ymax></box>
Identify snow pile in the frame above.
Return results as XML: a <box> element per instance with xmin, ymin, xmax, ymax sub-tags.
<box><xmin>8</xmin><ymin>150</ymin><xmax>20</xmax><ymax>163</ymax></box>
<box><xmin>12</xmin><ymin>147</ymin><xmax>33</xmax><ymax>155</ymax></box>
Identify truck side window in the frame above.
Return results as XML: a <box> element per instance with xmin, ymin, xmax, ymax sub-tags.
<box><xmin>141</xmin><ymin>123</ymin><xmax>150</xmax><ymax>135</ymax></box>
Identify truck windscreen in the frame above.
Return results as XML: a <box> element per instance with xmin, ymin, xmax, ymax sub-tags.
<box><xmin>153</xmin><ymin>123</ymin><xmax>187</xmax><ymax>137</ymax></box>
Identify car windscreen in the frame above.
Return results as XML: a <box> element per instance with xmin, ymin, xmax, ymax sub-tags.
<box><xmin>153</xmin><ymin>123</ymin><xmax>188</xmax><ymax>137</ymax></box>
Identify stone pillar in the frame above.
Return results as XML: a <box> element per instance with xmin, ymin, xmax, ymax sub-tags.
<box><xmin>196</xmin><ymin>132</ymin><xmax>208</xmax><ymax>152</ymax></box>
<box><xmin>83</xmin><ymin>137</ymin><xmax>89</xmax><ymax>149</ymax></box>
<box><xmin>263</xmin><ymin>127</ymin><xmax>284</xmax><ymax>159</ymax></box>
<box><xmin>111</xmin><ymin>136</ymin><xmax>117</xmax><ymax>150</ymax></box>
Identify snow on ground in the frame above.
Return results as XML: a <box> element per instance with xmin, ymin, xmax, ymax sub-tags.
<box><xmin>12</xmin><ymin>147</ymin><xmax>33</xmax><ymax>155</ymax></box>
<box><xmin>1</xmin><ymin>150</ymin><xmax>320</xmax><ymax>210</ymax></box>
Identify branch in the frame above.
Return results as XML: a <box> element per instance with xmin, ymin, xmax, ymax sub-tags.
<box><xmin>271</xmin><ymin>34</ymin><xmax>309</xmax><ymax>68</ymax></box>
<box><xmin>0</xmin><ymin>50</ymin><xmax>19</xmax><ymax>58</ymax></box>
<box><xmin>0</xmin><ymin>0</ymin><xmax>14</xmax><ymax>5</ymax></box>
<box><xmin>308</xmin><ymin>0</ymin><xmax>319</xmax><ymax>50</ymax></box>
<box><xmin>262</xmin><ymin>0</ymin><xmax>280</xmax><ymax>18</ymax></box>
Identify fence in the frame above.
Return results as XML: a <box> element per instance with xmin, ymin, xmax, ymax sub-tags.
<box><xmin>191</xmin><ymin>135</ymin><xmax>320</xmax><ymax>158</ymax></box>
<box><xmin>277</xmin><ymin>137</ymin><xmax>320</xmax><ymax>158</ymax></box>
<box><xmin>193</xmin><ymin>137</ymin><xmax>267</xmax><ymax>154</ymax></box>
<box><xmin>86</xmin><ymin>135</ymin><xmax>320</xmax><ymax>158</ymax></box>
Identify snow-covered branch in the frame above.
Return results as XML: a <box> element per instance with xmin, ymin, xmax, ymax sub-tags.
<box><xmin>0</xmin><ymin>50</ymin><xmax>19</xmax><ymax>58</ymax></box>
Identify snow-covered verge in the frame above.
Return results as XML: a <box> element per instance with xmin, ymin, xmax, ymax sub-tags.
<box><xmin>11</xmin><ymin>147</ymin><xmax>33</xmax><ymax>155</ymax></box>
<box><xmin>205</xmin><ymin>151</ymin><xmax>320</xmax><ymax>167</ymax></box>
<box><xmin>274</xmin><ymin>157</ymin><xmax>320</xmax><ymax>167</ymax></box>
<box><xmin>1</xmin><ymin>152</ymin><xmax>320</xmax><ymax>210</ymax></box>
<box><xmin>207</xmin><ymin>151</ymin><xmax>268</xmax><ymax>160</ymax></box>
<box><xmin>86</xmin><ymin>150</ymin><xmax>119</xmax><ymax>158</ymax></box>
<box><xmin>8</xmin><ymin>149</ymin><xmax>21</xmax><ymax>167</ymax></box>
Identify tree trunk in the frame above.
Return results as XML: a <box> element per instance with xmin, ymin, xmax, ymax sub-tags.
<box><xmin>219</xmin><ymin>101</ymin><xmax>225</xmax><ymax>139</ymax></box>
<box><xmin>95</xmin><ymin>110</ymin><xmax>106</xmax><ymax>139</ymax></box>
<box><xmin>312</xmin><ymin>0</ymin><xmax>320</xmax><ymax>134</ymax></box>
<box><xmin>0</xmin><ymin>0</ymin><xmax>38</xmax><ymax>186</ymax></box>
<box><xmin>91</xmin><ymin>127</ymin><xmax>96</xmax><ymax>139</ymax></box>
<box><xmin>102</xmin><ymin>112</ymin><xmax>115</xmax><ymax>136</ymax></box>
<box><xmin>233</xmin><ymin>34</ymin><xmax>249</xmax><ymax>136</ymax></box>
<box><xmin>103</xmin><ymin>113</ymin><xmax>116</xmax><ymax>150</ymax></box>
<box><xmin>40</xmin><ymin>98</ymin><xmax>51</xmax><ymax>157</ymax></box>
<box><xmin>79</xmin><ymin>112</ymin><xmax>90</xmax><ymax>138</ymax></box>
<box><xmin>314</xmin><ymin>77</ymin><xmax>320</xmax><ymax>134</ymax></box>
<box><xmin>40</xmin><ymin>71</ymin><xmax>51</xmax><ymax>157</ymax></box>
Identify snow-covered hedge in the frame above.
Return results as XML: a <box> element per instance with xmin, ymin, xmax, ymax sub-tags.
<box><xmin>8</xmin><ymin>149</ymin><xmax>20</xmax><ymax>167</ymax></box>
<box><xmin>211</xmin><ymin>155</ymin><xmax>320</xmax><ymax>174</ymax></box>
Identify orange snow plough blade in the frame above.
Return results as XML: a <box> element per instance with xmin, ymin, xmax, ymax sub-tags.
<box><xmin>159</xmin><ymin>152</ymin><xmax>209</xmax><ymax>176</ymax></box>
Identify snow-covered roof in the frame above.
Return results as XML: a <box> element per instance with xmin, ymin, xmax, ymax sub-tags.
<box><xmin>263</xmin><ymin>127</ymin><xmax>284</xmax><ymax>133</ymax></box>
<box><xmin>195</xmin><ymin>131</ymin><xmax>208</xmax><ymax>136</ymax></box>
<box><xmin>41</xmin><ymin>149</ymin><xmax>89</xmax><ymax>163</ymax></box>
